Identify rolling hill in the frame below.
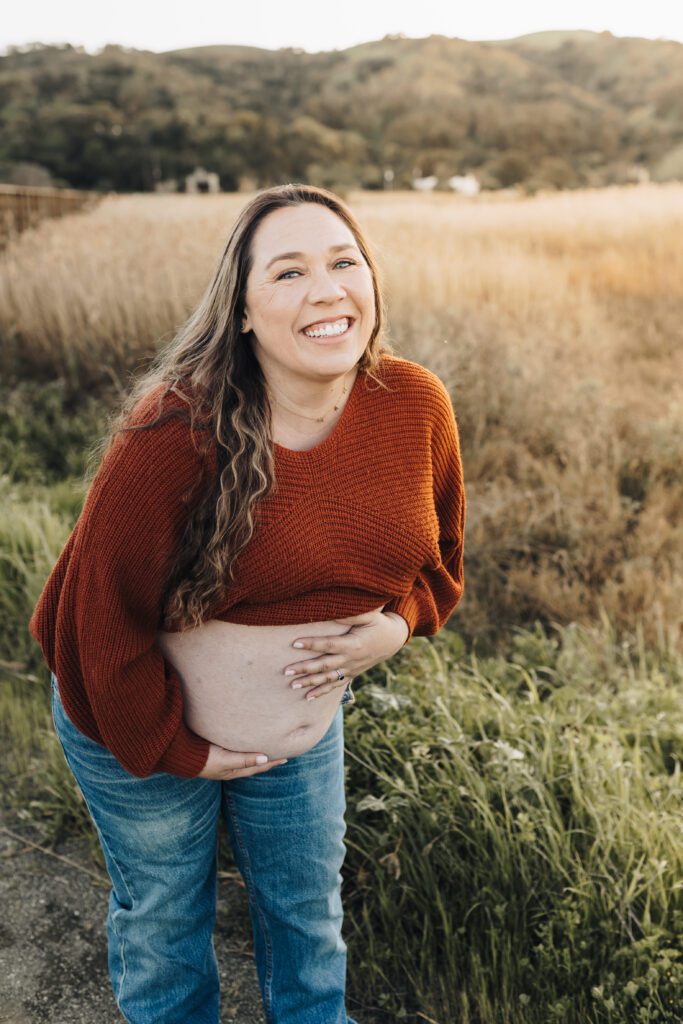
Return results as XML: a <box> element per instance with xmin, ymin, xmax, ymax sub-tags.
<box><xmin>1</xmin><ymin>30</ymin><xmax>681</xmax><ymax>192</ymax></box>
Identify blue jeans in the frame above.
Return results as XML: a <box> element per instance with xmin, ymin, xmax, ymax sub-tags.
<box><xmin>50</xmin><ymin>672</ymin><xmax>359</xmax><ymax>1024</ymax></box>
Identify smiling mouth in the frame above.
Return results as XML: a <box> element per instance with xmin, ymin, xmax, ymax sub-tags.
<box><xmin>301</xmin><ymin>316</ymin><xmax>356</xmax><ymax>338</ymax></box>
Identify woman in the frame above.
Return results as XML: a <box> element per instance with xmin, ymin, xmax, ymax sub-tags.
<box><xmin>29</xmin><ymin>182</ymin><xmax>466</xmax><ymax>1024</ymax></box>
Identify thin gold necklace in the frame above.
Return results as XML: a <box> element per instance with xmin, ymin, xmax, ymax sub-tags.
<box><xmin>268</xmin><ymin>371</ymin><xmax>352</xmax><ymax>424</ymax></box>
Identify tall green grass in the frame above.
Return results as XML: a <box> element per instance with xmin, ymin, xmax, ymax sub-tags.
<box><xmin>0</xmin><ymin>470</ymin><xmax>96</xmax><ymax>846</ymax></box>
<box><xmin>343</xmin><ymin>620</ymin><xmax>682</xmax><ymax>1022</ymax></box>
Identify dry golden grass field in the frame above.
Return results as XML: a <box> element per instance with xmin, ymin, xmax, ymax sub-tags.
<box><xmin>1</xmin><ymin>183</ymin><xmax>682</xmax><ymax>650</ymax></box>
<box><xmin>1</xmin><ymin>184</ymin><xmax>683</xmax><ymax>1024</ymax></box>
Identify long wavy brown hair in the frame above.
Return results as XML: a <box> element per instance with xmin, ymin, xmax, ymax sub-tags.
<box><xmin>85</xmin><ymin>183</ymin><xmax>396</xmax><ymax>631</ymax></box>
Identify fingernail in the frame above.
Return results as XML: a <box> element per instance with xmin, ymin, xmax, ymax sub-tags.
<box><xmin>256</xmin><ymin>755</ymin><xmax>268</xmax><ymax>764</ymax></box>
<box><xmin>292</xmin><ymin>641</ymin><xmax>304</xmax><ymax>648</ymax></box>
<box><xmin>284</xmin><ymin>668</ymin><xmax>296</xmax><ymax>675</ymax></box>
<box><xmin>291</xmin><ymin>682</ymin><xmax>302</xmax><ymax>689</ymax></box>
<box><xmin>306</xmin><ymin>695</ymin><xmax>316</xmax><ymax>701</ymax></box>
<box><xmin>280</xmin><ymin>759</ymin><xmax>288</xmax><ymax>764</ymax></box>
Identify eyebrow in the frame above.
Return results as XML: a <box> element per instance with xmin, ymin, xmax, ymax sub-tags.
<box><xmin>265</xmin><ymin>242</ymin><xmax>360</xmax><ymax>270</ymax></box>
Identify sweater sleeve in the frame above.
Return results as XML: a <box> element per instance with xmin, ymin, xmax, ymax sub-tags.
<box><xmin>384</xmin><ymin>380</ymin><xmax>466</xmax><ymax>645</ymax></box>
<box><xmin>63</xmin><ymin>402</ymin><xmax>212</xmax><ymax>778</ymax></box>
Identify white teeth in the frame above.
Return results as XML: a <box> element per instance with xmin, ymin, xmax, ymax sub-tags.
<box><xmin>303</xmin><ymin>317</ymin><xmax>351</xmax><ymax>338</ymax></box>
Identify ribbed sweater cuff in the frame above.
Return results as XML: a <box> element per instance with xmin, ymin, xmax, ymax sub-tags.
<box><xmin>384</xmin><ymin>591</ymin><xmax>423</xmax><ymax>646</ymax></box>
<box><xmin>154</xmin><ymin>723</ymin><xmax>211</xmax><ymax>778</ymax></box>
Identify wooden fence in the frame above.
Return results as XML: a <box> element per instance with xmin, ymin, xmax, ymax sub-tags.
<box><xmin>0</xmin><ymin>185</ymin><xmax>104</xmax><ymax>247</ymax></box>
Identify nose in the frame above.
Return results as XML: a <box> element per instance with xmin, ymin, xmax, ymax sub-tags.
<box><xmin>306</xmin><ymin>265</ymin><xmax>347</xmax><ymax>303</ymax></box>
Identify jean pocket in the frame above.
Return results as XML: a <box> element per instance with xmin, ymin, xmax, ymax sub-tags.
<box><xmin>340</xmin><ymin>680</ymin><xmax>355</xmax><ymax>706</ymax></box>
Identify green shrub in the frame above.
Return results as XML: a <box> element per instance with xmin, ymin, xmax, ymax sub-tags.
<box><xmin>0</xmin><ymin>379</ymin><xmax>106</xmax><ymax>484</ymax></box>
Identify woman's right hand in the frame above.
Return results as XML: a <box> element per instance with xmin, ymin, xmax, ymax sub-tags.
<box><xmin>198</xmin><ymin>743</ymin><xmax>288</xmax><ymax>780</ymax></box>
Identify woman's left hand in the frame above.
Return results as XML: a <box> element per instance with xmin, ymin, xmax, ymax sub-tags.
<box><xmin>282</xmin><ymin>605</ymin><xmax>410</xmax><ymax>700</ymax></box>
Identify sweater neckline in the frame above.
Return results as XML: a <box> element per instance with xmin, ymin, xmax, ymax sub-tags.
<box><xmin>273</xmin><ymin>364</ymin><xmax>364</xmax><ymax>463</ymax></box>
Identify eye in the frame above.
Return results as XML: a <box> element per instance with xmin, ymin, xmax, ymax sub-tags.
<box><xmin>276</xmin><ymin>259</ymin><xmax>357</xmax><ymax>281</ymax></box>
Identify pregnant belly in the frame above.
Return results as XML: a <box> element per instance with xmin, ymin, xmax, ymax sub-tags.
<box><xmin>155</xmin><ymin>617</ymin><xmax>357</xmax><ymax>761</ymax></box>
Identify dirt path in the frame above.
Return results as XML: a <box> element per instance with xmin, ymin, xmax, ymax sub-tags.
<box><xmin>0</xmin><ymin>813</ymin><xmax>266</xmax><ymax>1024</ymax></box>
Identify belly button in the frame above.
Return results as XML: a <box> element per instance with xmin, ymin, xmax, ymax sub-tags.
<box><xmin>289</xmin><ymin>722</ymin><xmax>312</xmax><ymax>737</ymax></box>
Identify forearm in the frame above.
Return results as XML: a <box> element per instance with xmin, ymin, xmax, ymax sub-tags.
<box><xmin>382</xmin><ymin>610</ymin><xmax>411</xmax><ymax>648</ymax></box>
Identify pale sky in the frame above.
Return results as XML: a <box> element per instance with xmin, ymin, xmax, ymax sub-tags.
<box><xmin>2</xmin><ymin>0</ymin><xmax>683</xmax><ymax>54</ymax></box>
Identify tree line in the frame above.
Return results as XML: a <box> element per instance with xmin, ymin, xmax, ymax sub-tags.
<box><xmin>1</xmin><ymin>31</ymin><xmax>682</xmax><ymax>193</ymax></box>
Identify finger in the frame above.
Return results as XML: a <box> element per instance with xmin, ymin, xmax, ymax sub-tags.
<box><xmin>226</xmin><ymin>758</ymin><xmax>288</xmax><ymax>780</ymax></box>
<box><xmin>291</xmin><ymin>636</ymin><xmax>342</xmax><ymax>652</ymax></box>
<box><xmin>304</xmin><ymin>681</ymin><xmax>348</xmax><ymax>701</ymax></box>
<box><xmin>287</xmin><ymin>656</ymin><xmax>344</xmax><ymax>684</ymax></box>
<box><xmin>223</xmin><ymin>751</ymin><xmax>273</xmax><ymax>769</ymax></box>
<box><xmin>200</xmin><ymin>754</ymin><xmax>288</xmax><ymax>780</ymax></box>
<box><xmin>284</xmin><ymin>662</ymin><xmax>315</xmax><ymax>678</ymax></box>
<box><xmin>291</xmin><ymin>671</ymin><xmax>339</xmax><ymax>689</ymax></box>
<box><xmin>213</xmin><ymin>750</ymin><xmax>283</xmax><ymax>772</ymax></box>
<box><xmin>291</xmin><ymin>637</ymin><xmax>314</xmax><ymax>650</ymax></box>
<box><xmin>303</xmin><ymin>672</ymin><xmax>350</xmax><ymax>694</ymax></box>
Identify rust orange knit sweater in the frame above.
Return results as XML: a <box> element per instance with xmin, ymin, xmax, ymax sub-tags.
<box><xmin>29</xmin><ymin>353</ymin><xmax>466</xmax><ymax>778</ymax></box>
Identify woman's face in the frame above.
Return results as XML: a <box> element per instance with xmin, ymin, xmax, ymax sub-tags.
<box><xmin>241</xmin><ymin>203</ymin><xmax>376</xmax><ymax>383</ymax></box>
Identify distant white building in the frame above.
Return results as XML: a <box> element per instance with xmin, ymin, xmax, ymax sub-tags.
<box><xmin>448</xmin><ymin>173</ymin><xmax>480</xmax><ymax>196</ymax></box>
<box><xmin>412</xmin><ymin>174</ymin><xmax>438</xmax><ymax>192</ymax></box>
<box><xmin>185</xmin><ymin>166</ymin><xmax>220</xmax><ymax>194</ymax></box>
